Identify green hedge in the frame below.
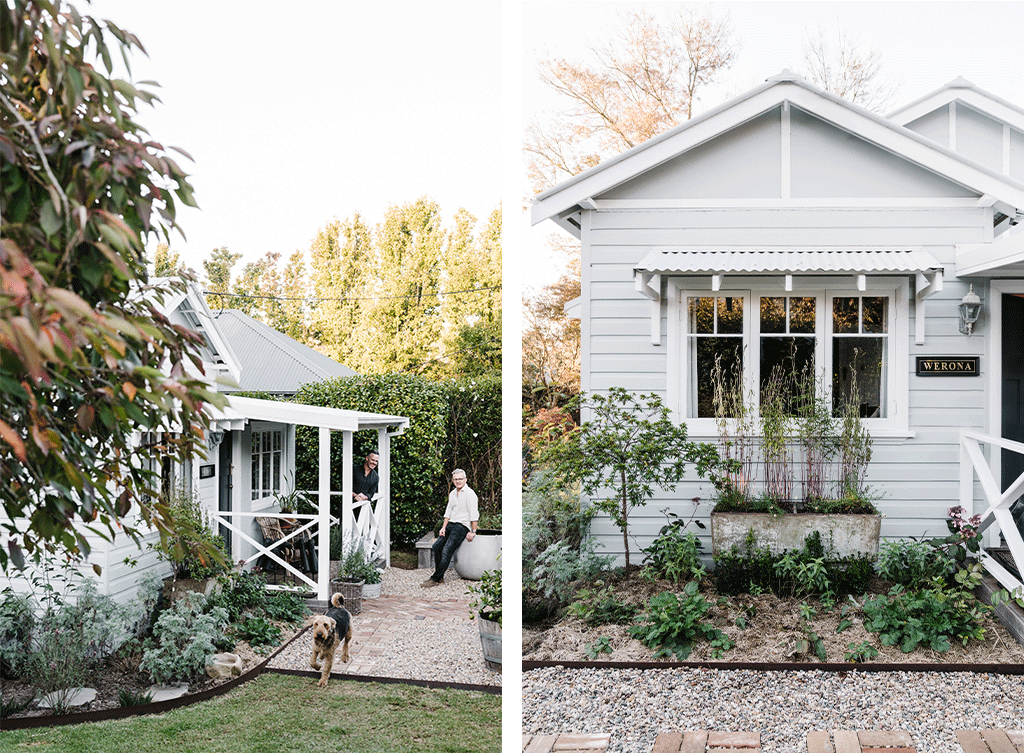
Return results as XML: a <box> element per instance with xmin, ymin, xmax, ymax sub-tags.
<box><xmin>293</xmin><ymin>375</ymin><xmax>447</xmax><ymax>546</ymax></box>
<box><xmin>436</xmin><ymin>373</ymin><xmax>501</xmax><ymax>519</ymax></box>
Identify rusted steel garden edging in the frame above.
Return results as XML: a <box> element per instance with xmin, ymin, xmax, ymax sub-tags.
<box><xmin>523</xmin><ymin>659</ymin><xmax>1024</xmax><ymax>673</ymax></box>
<box><xmin>266</xmin><ymin>667</ymin><xmax>502</xmax><ymax>695</ymax></box>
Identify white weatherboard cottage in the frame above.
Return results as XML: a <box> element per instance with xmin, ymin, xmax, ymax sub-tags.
<box><xmin>532</xmin><ymin>72</ymin><xmax>1024</xmax><ymax>592</ymax></box>
<box><xmin>3</xmin><ymin>281</ymin><xmax>408</xmax><ymax>603</ymax></box>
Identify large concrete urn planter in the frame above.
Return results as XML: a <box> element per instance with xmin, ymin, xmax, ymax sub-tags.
<box><xmin>711</xmin><ymin>512</ymin><xmax>881</xmax><ymax>559</ymax></box>
<box><xmin>455</xmin><ymin>529</ymin><xmax>502</xmax><ymax>580</ymax></box>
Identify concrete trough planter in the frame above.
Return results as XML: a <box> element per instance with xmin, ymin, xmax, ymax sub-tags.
<box><xmin>711</xmin><ymin>511</ymin><xmax>881</xmax><ymax>559</ymax></box>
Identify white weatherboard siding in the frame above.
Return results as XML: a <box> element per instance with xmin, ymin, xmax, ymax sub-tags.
<box><xmin>578</xmin><ymin>204</ymin><xmax>992</xmax><ymax>564</ymax></box>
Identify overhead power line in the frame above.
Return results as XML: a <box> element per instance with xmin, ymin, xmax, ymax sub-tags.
<box><xmin>201</xmin><ymin>284</ymin><xmax>501</xmax><ymax>304</ymax></box>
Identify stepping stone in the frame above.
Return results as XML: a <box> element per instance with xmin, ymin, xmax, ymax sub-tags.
<box><xmin>147</xmin><ymin>683</ymin><xmax>189</xmax><ymax>702</ymax></box>
<box><xmin>651</xmin><ymin>731</ymin><xmax>759</xmax><ymax>752</ymax></box>
<box><xmin>38</xmin><ymin>687</ymin><xmax>97</xmax><ymax>709</ymax></box>
<box><xmin>521</xmin><ymin>734</ymin><xmax>609</xmax><ymax>752</ymax></box>
<box><xmin>859</xmin><ymin>730</ymin><xmax>915</xmax><ymax>753</ymax></box>
<box><xmin>957</xmin><ymin>730</ymin><xmax>1020</xmax><ymax>753</ymax></box>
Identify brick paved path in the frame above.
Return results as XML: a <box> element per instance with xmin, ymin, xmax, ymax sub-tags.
<box><xmin>343</xmin><ymin>593</ymin><xmax>473</xmax><ymax>675</ymax></box>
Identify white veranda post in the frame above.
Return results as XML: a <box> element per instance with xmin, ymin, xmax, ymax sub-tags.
<box><xmin>318</xmin><ymin>426</ymin><xmax>331</xmax><ymax>602</ymax></box>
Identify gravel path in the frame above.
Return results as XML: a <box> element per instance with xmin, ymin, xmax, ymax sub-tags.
<box><xmin>268</xmin><ymin>567</ymin><xmax>501</xmax><ymax>688</ymax></box>
<box><xmin>523</xmin><ymin>666</ymin><xmax>1024</xmax><ymax>752</ymax></box>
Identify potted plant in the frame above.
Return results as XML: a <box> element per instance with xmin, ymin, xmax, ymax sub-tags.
<box><xmin>709</xmin><ymin>365</ymin><xmax>881</xmax><ymax>560</ymax></box>
<box><xmin>330</xmin><ymin>536</ymin><xmax>373</xmax><ymax>612</ymax></box>
<box><xmin>467</xmin><ymin>569</ymin><xmax>501</xmax><ymax>671</ymax></box>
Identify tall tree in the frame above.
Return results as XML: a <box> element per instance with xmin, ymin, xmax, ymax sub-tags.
<box><xmin>152</xmin><ymin>243</ymin><xmax>184</xmax><ymax>277</ymax></box>
<box><xmin>307</xmin><ymin>214</ymin><xmax>373</xmax><ymax>367</ymax></box>
<box><xmin>440</xmin><ymin>205</ymin><xmax>501</xmax><ymax>375</ymax></box>
<box><xmin>526</xmin><ymin>5</ymin><xmax>736</xmax><ymax>192</ymax></box>
<box><xmin>202</xmin><ymin>245</ymin><xmax>241</xmax><ymax>311</ymax></box>
<box><xmin>0</xmin><ymin>0</ymin><xmax>225</xmax><ymax>571</ymax></box>
<box><xmin>523</xmin><ymin>236</ymin><xmax>581</xmax><ymax>411</ymax></box>
<box><xmin>231</xmin><ymin>250</ymin><xmax>280</xmax><ymax>320</ymax></box>
<box><xmin>362</xmin><ymin>198</ymin><xmax>445</xmax><ymax>375</ymax></box>
<box><xmin>802</xmin><ymin>23</ymin><xmax>899</xmax><ymax>112</ymax></box>
<box><xmin>278</xmin><ymin>249</ymin><xmax>308</xmax><ymax>342</ymax></box>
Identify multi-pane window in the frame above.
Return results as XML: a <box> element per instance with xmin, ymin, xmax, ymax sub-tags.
<box><xmin>688</xmin><ymin>296</ymin><xmax>743</xmax><ymax>417</ymax></box>
<box><xmin>759</xmin><ymin>296</ymin><xmax>816</xmax><ymax>408</ymax></box>
<box><xmin>832</xmin><ymin>296</ymin><xmax>888</xmax><ymax>418</ymax></box>
<box><xmin>251</xmin><ymin>429</ymin><xmax>282</xmax><ymax>500</ymax></box>
<box><xmin>676</xmin><ymin>284</ymin><xmax>900</xmax><ymax>427</ymax></box>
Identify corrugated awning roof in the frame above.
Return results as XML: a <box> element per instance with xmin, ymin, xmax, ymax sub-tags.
<box><xmin>635</xmin><ymin>249</ymin><xmax>943</xmax><ymax>276</ymax></box>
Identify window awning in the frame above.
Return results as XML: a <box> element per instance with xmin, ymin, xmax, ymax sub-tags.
<box><xmin>633</xmin><ymin>249</ymin><xmax>944</xmax><ymax>346</ymax></box>
<box><xmin>635</xmin><ymin>249</ymin><xmax>943</xmax><ymax>277</ymax></box>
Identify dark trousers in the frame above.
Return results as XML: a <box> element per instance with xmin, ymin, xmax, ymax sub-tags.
<box><xmin>430</xmin><ymin>522</ymin><xmax>469</xmax><ymax>582</ymax></box>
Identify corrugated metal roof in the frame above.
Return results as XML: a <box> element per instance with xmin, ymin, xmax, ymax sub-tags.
<box><xmin>213</xmin><ymin>310</ymin><xmax>357</xmax><ymax>395</ymax></box>
<box><xmin>635</xmin><ymin>249</ymin><xmax>943</xmax><ymax>275</ymax></box>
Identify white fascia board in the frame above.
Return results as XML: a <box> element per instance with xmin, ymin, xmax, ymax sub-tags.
<box><xmin>184</xmin><ymin>283</ymin><xmax>242</xmax><ymax>385</ymax></box>
<box><xmin>533</xmin><ymin>76</ymin><xmax>1024</xmax><ymax>227</ymax></box>
<box><xmin>956</xmin><ymin>225</ymin><xmax>1024</xmax><ymax>277</ymax></box>
<box><xmin>531</xmin><ymin>80</ymin><xmax>784</xmax><ymax>225</ymax></box>
<box><xmin>222</xmin><ymin>395</ymin><xmax>409</xmax><ymax>433</ymax></box>
<box><xmin>785</xmin><ymin>87</ymin><xmax>1024</xmax><ymax>212</ymax></box>
<box><xmin>889</xmin><ymin>84</ymin><xmax>1024</xmax><ymax>134</ymax></box>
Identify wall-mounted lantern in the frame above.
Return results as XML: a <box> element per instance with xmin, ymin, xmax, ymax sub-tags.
<box><xmin>958</xmin><ymin>285</ymin><xmax>982</xmax><ymax>335</ymax></box>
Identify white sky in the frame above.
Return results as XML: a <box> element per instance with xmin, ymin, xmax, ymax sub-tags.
<box><xmin>84</xmin><ymin>1</ymin><xmax>502</xmax><ymax>274</ymax></box>
<box><xmin>521</xmin><ymin>1</ymin><xmax>1024</xmax><ymax>289</ymax></box>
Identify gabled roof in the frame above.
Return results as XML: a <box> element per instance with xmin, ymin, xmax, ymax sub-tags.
<box><xmin>888</xmin><ymin>77</ymin><xmax>1024</xmax><ymax>134</ymax></box>
<box><xmin>212</xmin><ymin>309</ymin><xmax>357</xmax><ymax>396</ymax></box>
<box><xmin>532</xmin><ymin>70</ymin><xmax>1024</xmax><ymax>235</ymax></box>
<box><xmin>155</xmin><ymin>279</ymin><xmax>242</xmax><ymax>385</ymax></box>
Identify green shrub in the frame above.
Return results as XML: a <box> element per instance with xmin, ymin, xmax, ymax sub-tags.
<box><xmin>264</xmin><ymin>591</ymin><xmax>309</xmax><ymax>623</ymax></box>
<box><xmin>117</xmin><ymin>688</ymin><xmax>154</xmax><ymax>707</ymax></box>
<box><xmin>294</xmin><ymin>374</ymin><xmax>447</xmax><ymax>545</ymax></box>
<box><xmin>876</xmin><ymin>538</ymin><xmax>957</xmax><ymax>587</ymax></box>
<box><xmin>207</xmin><ymin>571</ymin><xmax>267</xmax><ymax>621</ymax></box>
<box><xmin>713</xmin><ymin>533</ymin><xmax>873</xmax><ymax>597</ymax></box>
<box><xmin>526</xmin><ymin>538</ymin><xmax>613</xmax><ymax>607</ymax></box>
<box><xmin>155</xmin><ymin>482</ymin><xmax>230</xmax><ymax>580</ymax></box>
<box><xmin>437</xmin><ymin>373</ymin><xmax>501</xmax><ymax>516</ymax></box>
<box><xmin>861</xmin><ymin>580</ymin><xmax>990</xmax><ymax>653</ymax></box>
<box><xmin>641</xmin><ymin>510</ymin><xmax>706</xmax><ymax>583</ymax></box>
<box><xmin>567</xmin><ymin>583</ymin><xmax>639</xmax><ymax>626</ymax></box>
<box><xmin>0</xmin><ymin>591</ymin><xmax>35</xmax><ymax>679</ymax></box>
<box><xmin>141</xmin><ymin>592</ymin><xmax>229</xmax><ymax>685</ymax></box>
<box><xmin>234</xmin><ymin>615</ymin><xmax>282</xmax><ymax>648</ymax></box>
<box><xmin>628</xmin><ymin>582</ymin><xmax>734</xmax><ymax>660</ymax></box>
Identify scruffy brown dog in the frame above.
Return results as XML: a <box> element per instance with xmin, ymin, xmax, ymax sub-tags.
<box><xmin>306</xmin><ymin>592</ymin><xmax>352</xmax><ymax>687</ymax></box>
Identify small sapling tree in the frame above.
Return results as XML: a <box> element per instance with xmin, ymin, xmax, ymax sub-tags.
<box><xmin>539</xmin><ymin>387</ymin><xmax>727</xmax><ymax>571</ymax></box>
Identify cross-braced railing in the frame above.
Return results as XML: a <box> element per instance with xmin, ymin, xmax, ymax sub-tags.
<box><xmin>959</xmin><ymin>430</ymin><xmax>1024</xmax><ymax>592</ymax></box>
<box><xmin>211</xmin><ymin>490</ymin><xmax>389</xmax><ymax>598</ymax></box>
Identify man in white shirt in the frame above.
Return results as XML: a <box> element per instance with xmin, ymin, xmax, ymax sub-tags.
<box><xmin>421</xmin><ymin>468</ymin><xmax>479</xmax><ymax>587</ymax></box>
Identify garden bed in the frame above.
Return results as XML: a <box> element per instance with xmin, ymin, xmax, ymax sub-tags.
<box><xmin>1</xmin><ymin>619</ymin><xmax>306</xmax><ymax>722</ymax></box>
<box><xmin>522</xmin><ymin>573</ymin><xmax>1024</xmax><ymax>666</ymax></box>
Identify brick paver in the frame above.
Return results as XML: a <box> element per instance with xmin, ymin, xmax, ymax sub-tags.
<box><xmin>522</xmin><ymin>734</ymin><xmax>609</xmax><ymax>752</ymax></box>
<box><xmin>806</xmin><ymin>731</ymin><xmax>916</xmax><ymax>753</ymax></box>
<box><xmin>650</xmin><ymin>731</ymin><xmax>760</xmax><ymax>752</ymax></box>
<box><xmin>956</xmin><ymin>730</ymin><xmax>1024</xmax><ymax>753</ymax></box>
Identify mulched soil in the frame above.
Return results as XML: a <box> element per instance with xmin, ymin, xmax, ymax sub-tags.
<box><xmin>523</xmin><ymin>574</ymin><xmax>1024</xmax><ymax>665</ymax></box>
<box><xmin>1</xmin><ymin>621</ymin><xmax>305</xmax><ymax>721</ymax></box>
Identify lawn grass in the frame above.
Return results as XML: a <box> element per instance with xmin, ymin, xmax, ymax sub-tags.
<box><xmin>0</xmin><ymin>673</ymin><xmax>501</xmax><ymax>752</ymax></box>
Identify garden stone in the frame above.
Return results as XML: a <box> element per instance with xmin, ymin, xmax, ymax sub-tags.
<box><xmin>206</xmin><ymin>652</ymin><xmax>243</xmax><ymax>678</ymax></box>
<box><xmin>38</xmin><ymin>687</ymin><xmax>96</xmax><ymax>709</ymax></box>
<box><xmin>147</xmin><ymin>684</ymin><xmax>190</xmax><ymax>702</ymax></box>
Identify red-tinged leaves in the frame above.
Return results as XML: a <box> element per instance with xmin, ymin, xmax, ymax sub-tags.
<box><xmin>122</xmin><ymin>381</ymin><xmax>137</xmax><ymax>401</ymax></box>
<box><xmin>0</xmin><ymin>418</ymin><xmax>27</xmax><ymax>463</ymax></box>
